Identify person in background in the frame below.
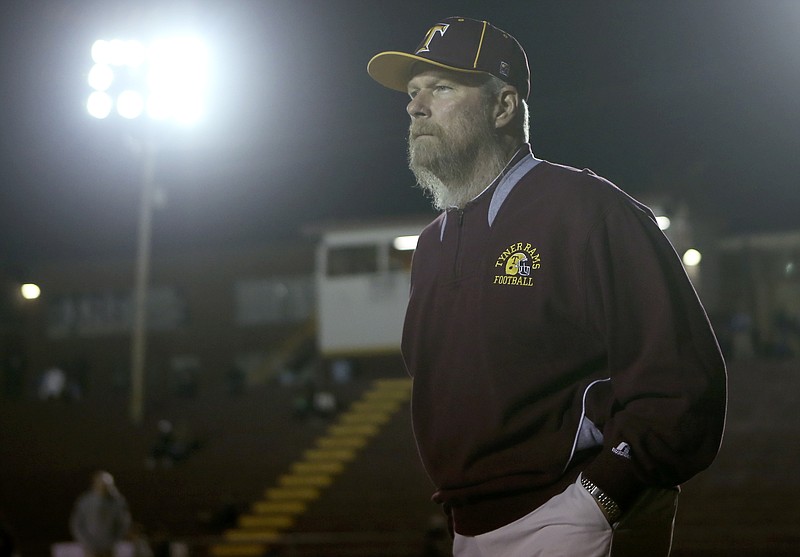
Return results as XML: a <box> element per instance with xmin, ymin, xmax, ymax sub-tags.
<box><xmin>38</xmin><ymin>365</ymin><xmax>66</xmax><ymax>401</ymax></box>
<box><xmin>70</xmin><ymin>471</ymin><xmax>131</xmax><ymax>557</ymax></box>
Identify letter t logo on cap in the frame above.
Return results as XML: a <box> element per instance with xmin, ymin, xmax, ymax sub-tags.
<box><xmin>415</xmin><ymin>24</ymin><xmax>450</xmax><ymax>54</ymax></box>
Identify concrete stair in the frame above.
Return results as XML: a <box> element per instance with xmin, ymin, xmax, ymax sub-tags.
<box><xmin>209</xmin><ymin>377</ymin><xmax>412</xmax><ymax>556</ymax></box>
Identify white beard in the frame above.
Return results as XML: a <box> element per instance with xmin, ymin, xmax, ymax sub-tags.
<box><xmin>407</xmin><ymin>110</ymin><xmax>509</xmax><ymax>210</ymax></box>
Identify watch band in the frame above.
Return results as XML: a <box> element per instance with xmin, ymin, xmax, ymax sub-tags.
<box><xmin>580</xmin><ymin>475</ymin><xmax>622</xmax><ymax>523</ymax></box>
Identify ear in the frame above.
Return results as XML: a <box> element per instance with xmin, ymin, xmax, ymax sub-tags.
<box><xmin>494</xmin><ymin>86</ymin><xmax>520</xmax><ymax>130</ymax></box>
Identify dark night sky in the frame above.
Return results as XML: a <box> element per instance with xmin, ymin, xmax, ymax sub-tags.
<box><xmin>1</xmin><ymin>0</ymin><xmax>799</xmax><ymax>270</ymax></box>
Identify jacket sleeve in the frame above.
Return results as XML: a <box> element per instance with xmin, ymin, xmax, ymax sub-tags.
<box><xmin>579</xmin><ymin>196</ymin><xmax>727</xmax><ymax>511</ymax></box>
<box><xmin>69</xmin><ymin>497</ymin><xmax>87</xmax><ymax>544</ymax></box>
<box><xmin>116</xmin><ymin>497</ymin><xmax>132</xmax><ymax>539</ymax></box>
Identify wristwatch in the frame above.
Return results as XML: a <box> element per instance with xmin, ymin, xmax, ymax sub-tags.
<box><xmin>580</xmin><ymin>475</ymin><xmax>622</xmax><ymax>523</ymax></box>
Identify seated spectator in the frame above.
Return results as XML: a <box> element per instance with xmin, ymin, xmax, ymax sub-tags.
<box><xmin>147</xmin><ymin>420</ymin><xmax>201</xmax><ymax>469</ymax></box>
<box><xmin>70</xmin><ymin>471</ymin><xmax>131</xmax><ymax>557</ymax></box>
<box><xmin>38</xmin><ymin>366</ymin><xmax>67</xmax><ymax>401</ymax></box>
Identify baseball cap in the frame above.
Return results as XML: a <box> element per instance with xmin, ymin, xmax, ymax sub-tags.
<box><xmin>367</xmin><ymin>16</ymin><xmax>530</xmax><ymax>99</ymax></box>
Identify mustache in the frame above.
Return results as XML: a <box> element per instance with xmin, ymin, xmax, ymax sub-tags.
<box><xmin>409</xmin><ymin>123</ymin><xmax>443</xmax><ymax>139</ymax></box>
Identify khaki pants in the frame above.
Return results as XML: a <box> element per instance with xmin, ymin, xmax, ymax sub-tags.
<box><xmin>453</xmin><ymin>478</ymin><xmax>678</xmax><ymax>557</ymax></box>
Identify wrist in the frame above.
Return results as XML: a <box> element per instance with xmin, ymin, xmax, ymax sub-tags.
<box><xmin>580</xmin><ymin>475</ymin><xmax>622</xmax><ymax>523</ymax></box>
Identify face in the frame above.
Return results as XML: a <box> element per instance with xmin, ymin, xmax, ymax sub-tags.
<box><xmin>406</xmin><ymin>68</ymin><xmax>503</xmax><ymax>207</ymax></box>
<box><xmin>92</xmin><ymin>471</ymin><xmax>114</xmax><ymax>494</ymax></box>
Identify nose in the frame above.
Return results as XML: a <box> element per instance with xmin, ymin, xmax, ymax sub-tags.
<box><xmin>406</xmin><ymin>91</ymin><xmax>430</xmax><ymax>119</ymax></box>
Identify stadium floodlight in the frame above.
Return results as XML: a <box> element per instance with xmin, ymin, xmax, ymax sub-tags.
<box><xmin>20</xmin><ymin>283</ymin><xmax>41</xmax><ymax>300</ymax></box>
<box><xmin>117</xmin><ymin>90</ymin><xmax>145</xmax><ymax>119</ymax></box>
<box><xmin>87</xmin><ymin>63</ymin><xmax>114</xmax><ymax>91</ymax></box>
<box><xmin>683</xmin><ymin>248</ymin><xmax>703</xmax><ymax>267</ymax></box>
<box><xmin>87</xmin><ymin>36</ymin><xmax>208</xmax><ymax>125</ymax></box>
<box><xmin>86</xmin><ymin>35</ymin><xmax>209</xmax><ymax>424</ymax></box>
<box><xmin>87</xmin><ymin>91</ymin><xmax>113</xmax><ymax>119</ymax></box>
<box><xmin>91</xmin><ymin>39</ymin><xmax>112</xmax><ymax>65</ymax></box>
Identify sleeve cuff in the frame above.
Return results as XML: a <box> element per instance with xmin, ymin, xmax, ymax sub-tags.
<box><xmin>582</xmin><ymin>448</ymin><xmax>647</xmax><ymax>512</ymax></box>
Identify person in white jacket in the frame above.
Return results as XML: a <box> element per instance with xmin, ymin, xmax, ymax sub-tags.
<box><xmin>70</xmin><ymin>471</ymin><xmax>131</xmax><ymax>557</ymax></box>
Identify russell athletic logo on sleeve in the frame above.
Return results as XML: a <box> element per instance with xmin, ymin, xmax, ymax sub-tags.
<box><xmin>493</xmin><ymin>242</ymin><xmax>541</xmax><ymax>287</ymax></box>
<box><xmin>612</xmin><ymin>442</ymin><xmax>632</xmax><ymax>459</ymax></box>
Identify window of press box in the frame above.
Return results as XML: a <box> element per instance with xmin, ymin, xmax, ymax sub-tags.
<box><xmin>326</xmin><ymin>245</ymin><xmax>378</xmax><ymax>277</ymax></box>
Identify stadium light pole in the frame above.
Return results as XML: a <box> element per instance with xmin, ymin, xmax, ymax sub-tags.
<box><xmin>87</xmin><ymin>37</ymin><xmax>208</xmax><ymax>424</ymax></box>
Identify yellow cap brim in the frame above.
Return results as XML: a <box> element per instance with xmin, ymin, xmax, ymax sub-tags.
<box><xmin>367</xmin><ymin>51</ymin><xmax>487</xmax><ymax>93</ymax></box>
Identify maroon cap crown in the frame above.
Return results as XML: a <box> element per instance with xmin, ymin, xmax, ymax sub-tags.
<box><xmin>368</xmin><ymin>17</ymin><xmax>530</xmax><ymax>99</ymax></box>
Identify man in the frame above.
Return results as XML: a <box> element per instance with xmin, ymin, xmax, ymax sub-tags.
<box><xmin>367</xmin><ymin>17</ymin><xmax>726</xmax><ymax>556</ymax></box>
<box><xmin>70</xmin><ymin>471</ymin><xmax>131</xmax><ymax>557</ymax></box>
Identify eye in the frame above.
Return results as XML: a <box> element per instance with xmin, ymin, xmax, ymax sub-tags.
<box><xmin>408</xmin><ymin>89</ymin><xmax>419</xmax><ymax>99</ymax></box>
<box><xmin>434</xmin><ymin>85</ymin><xmax>452</xmax><ymax>93</ymax></box>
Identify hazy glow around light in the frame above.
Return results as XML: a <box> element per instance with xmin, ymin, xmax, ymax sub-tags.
<box><xmin>21</xmin><ymin>283</ymin><xmax>41</xmax><ymax>300</ymax></box>
<box><xmin>123</xmin><ymin>40</ymin><xmax>146</xmax><ymax>67</ymax></box>
<box><xmin>117</xmin><ymin>90</ymin><xmax>145</xmax><ymax>119</ymax></box>
<box><xmin>683</xmin><ymin>248</ymin><xmax>702</xmax><ymax>267</ymax></box>
<box><xmin>108</xmin><ymin>39</ymin><xmax>128</xmax><ymax>66</ymax></box>
<box><xmin>146</xmin><ymin>94</ymin><xmax>171</xmax><ymax>120</ymax></box>
<box><xmin>147</xmin><ymin>37</ymin><xmax>208</xmax><ymax>124</ymax></box>
<box><xmin>393</xmin><ymin>235</ymin><xmax>419</xmax><ymax>251</ymax></box>
<box><xmin>87</xmin><ymin>91</ymin><xmax>113</xmax><ymax>119</ymax></box>
<box><xmin>656</xmin><ymin>215</ymin><xmax>671</xmax><ymax>231</ymax></box>
<box><xmin>173</xmin><ymin>97</ymin><xmax>204</xmax><ymax>125</ymax></box>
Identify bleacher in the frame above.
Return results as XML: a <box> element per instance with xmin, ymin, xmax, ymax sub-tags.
<box><xmin>3</xmin><ymin>357</ymin><xmax>800</xmax><ymax>556</ymax></box>
<box><xmin>0</xmin><ymin>355</ymin><xmax>437</xmax><ymax>557</ymax></box>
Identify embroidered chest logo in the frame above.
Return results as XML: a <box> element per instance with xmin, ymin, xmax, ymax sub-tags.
<box><xmin>493</xmin><ymin>242</ymin><xmax>541</xmax><ymax>287</ymax></box>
